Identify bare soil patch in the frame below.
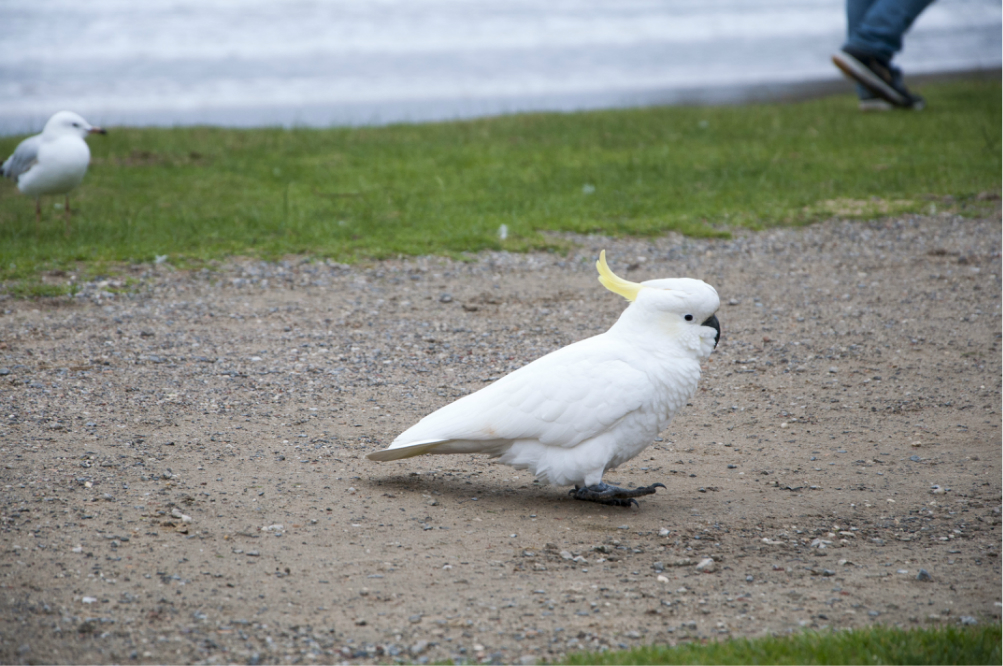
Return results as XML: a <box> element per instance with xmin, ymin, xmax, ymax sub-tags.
<box><xmin>0</xmin><ymin>212</ymin><xmax>1000</xmax><ymax>665</ymax></box>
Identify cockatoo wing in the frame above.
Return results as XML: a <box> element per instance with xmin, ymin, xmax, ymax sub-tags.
<box><xmin>367</xmin><ymin>335</ymin><xmax>652</xmax><ymax>461</ymax></box>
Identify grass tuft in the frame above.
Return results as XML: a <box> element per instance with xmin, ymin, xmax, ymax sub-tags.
<box><xmin>1</xmin><ymin>79</ymin><xmax>999</xmax><ymax>286</ymax></box>
<box><xmin>2</xmin><ymin>280</ymin><xmax>75</xmax><ymax>300</ymax></box>
<box><xmin>564</xmin><ymin>624</ymin><xmax>1002</xmax><ymax>665</ymax></box>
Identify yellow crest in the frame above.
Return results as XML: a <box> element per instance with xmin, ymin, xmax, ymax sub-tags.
<box><xmin>596</xmin><ymin>250</ymin><xmax>642</xmax><ymax>302</ymax></box>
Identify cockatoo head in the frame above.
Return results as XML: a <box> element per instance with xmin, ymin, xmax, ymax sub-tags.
<box><xmin>43</xmin><ymin>111</ymin><xmax>106</xmax><ymax>140</ymax></box>
<box><xmin>597</xmin><ymin>250</ymin><xmax>721</xmax><ymax>357</ymax></box>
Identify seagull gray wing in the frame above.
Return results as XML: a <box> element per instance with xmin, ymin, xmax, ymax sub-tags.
<box><xmin>2</xmin><ymin>134</ymin><xmax>42</xmax><ymax>181</ymax></box>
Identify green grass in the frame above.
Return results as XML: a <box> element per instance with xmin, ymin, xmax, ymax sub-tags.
<box><xmin>564</xmin><ymin>624</ymin><xmax>1002</xmax><ymax>665</ymax></box>
<box><xmin>1</xmin><ymin>79</ymin><xmax>999</xmax><ymax>291</ymax></box>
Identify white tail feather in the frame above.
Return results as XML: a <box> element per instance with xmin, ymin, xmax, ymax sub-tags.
<box><xmin>366</xmin><ymin>439</ymin><xmax>449</xmax><ymax>461</ymax></box>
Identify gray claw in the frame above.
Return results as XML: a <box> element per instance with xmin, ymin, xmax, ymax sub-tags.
<box><xmin>569</xmin><ymin>481</ymin><xmax>665</xmax><ymax>507</ymax></box>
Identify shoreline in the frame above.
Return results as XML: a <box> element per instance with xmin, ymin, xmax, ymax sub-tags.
<box><xmin>1</xmin><ymin>67</ymin><xmax>997</xmax><ymax>137</ymax></box>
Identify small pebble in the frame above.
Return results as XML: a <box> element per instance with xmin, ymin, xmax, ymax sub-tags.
<box><xmin>695</xmin><ymin>558</ymin><xmax>716</xmax><ymax>573</ymax></box>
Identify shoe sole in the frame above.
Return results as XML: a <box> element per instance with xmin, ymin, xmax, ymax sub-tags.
<box><xmin>832</xmin><ymin>51</ymin><xmax>908</xmax><ymax>107</ymax></box>
<box><xmin>859</xmin><ymin>99</ymin><xmax>893</xmax><ymax>112</ymax></box>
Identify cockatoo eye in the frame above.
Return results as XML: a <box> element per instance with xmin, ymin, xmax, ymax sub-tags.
<box><xmin>684</xmin><ymin>314</ymin><xmax>693</xmax><ymax>321</ymax></box>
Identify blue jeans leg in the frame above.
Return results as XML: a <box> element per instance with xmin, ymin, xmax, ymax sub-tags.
<box><xmin>844</xmin><ymin>0</ymin><xmax>936</xmax><ymax>61</ymax></box>
<box><xmin>846</xmin><ymin>0</ymin><xmax>879</xmax><ymax>41</ymax></box>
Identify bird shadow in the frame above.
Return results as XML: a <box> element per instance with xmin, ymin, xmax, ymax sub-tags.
<box><xmin>360</xmin><ymin>471</ymin><xmax>650</xmax><ymax>514</ymax></box>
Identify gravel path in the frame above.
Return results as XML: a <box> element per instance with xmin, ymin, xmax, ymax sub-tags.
<box><xmin>1</xmin><ymin>211</ymin><xmax>1000</xmax><ymax>665</ymax></box>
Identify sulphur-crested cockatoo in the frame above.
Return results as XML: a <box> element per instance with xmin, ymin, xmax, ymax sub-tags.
<box><xmin>2</xmin><ymin>111</ymin><xmax>107</xmax><ymax>232</ymax></box>
<box><xmin>368</xmin><ymin>251</ymin><xmax>721</xmax><ymax>506</ymax></box>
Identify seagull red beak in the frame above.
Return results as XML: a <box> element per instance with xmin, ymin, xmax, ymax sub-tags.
<box><xmin>89</xmin><ymin>127</ymin><xmax>107</xmax><ymax>135</ymax></box>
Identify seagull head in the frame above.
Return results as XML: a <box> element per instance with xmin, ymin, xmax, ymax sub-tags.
<box><xmin>597</xmin><ymin>250</ymin><xmax>721</xmax><ymax>356</ymax></box>
<box><xmin>43</xmin><ymin>111</ymin><xmax>107</xmax><ymax>140</ymax></box>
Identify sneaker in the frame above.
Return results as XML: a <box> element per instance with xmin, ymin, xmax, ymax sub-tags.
<box><xmin>833</xmin><ymin>47</ymin><xmax>925</xmax><ymax>110</ymax></box>
<box><xmin>858</xmin><ymin>94</ymin><xmax>893</xmax><ymax>112</ymax></box>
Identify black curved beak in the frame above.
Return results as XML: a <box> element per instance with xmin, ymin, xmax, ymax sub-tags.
<box><xmin>702</xmin><ymin>314</ymin><xmax>721</xmax><ymax>348</ymax></box>
<box><xmin>89</xmin><ymin>127</ymin><xmax>107</xmax><ymax>135</ymax></box>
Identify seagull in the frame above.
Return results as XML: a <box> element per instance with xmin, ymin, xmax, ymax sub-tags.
<box><xmin>2</xmin><ymin>111</ymin><xmax>107</xmax><ymax>234</ymax></box>
<box><xmin>368</xmin><ymin>251</ymin><xmax>721</xmax><ymax>507</ymax></box>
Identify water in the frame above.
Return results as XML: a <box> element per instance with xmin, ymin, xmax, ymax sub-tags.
<box><xmin>1</xmin><ymin>0</ymin><xmax>999</xmax><ymax>133</ymax></box>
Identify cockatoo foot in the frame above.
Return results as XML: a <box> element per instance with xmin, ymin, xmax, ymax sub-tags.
<box><xmin>569</xmin><ymin>482</ymin><xmax>665</xmax><ymax>507</ymax></box>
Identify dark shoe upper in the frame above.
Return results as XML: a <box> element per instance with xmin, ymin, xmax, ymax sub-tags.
<box><xmin>836</xmin><ymin>47</ymin><xmax>925</xmax><ymax>110</ymax></box>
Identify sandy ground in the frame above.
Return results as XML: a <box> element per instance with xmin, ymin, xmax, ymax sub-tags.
<box><xmin>0</xmin><ymin>211</ymin><xmax>1000</xmax><ymax>665</ymax></box>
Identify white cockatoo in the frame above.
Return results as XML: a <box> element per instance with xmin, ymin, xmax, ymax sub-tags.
<box><xmin>2</xmin><ymin>111</ymin><xmax>107</xmax><ymax>233</ymax></box>
<box><xmin>368</xmin><ymin>251</ymin><xmax>721</xmax><ymax>506</ymax></box>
